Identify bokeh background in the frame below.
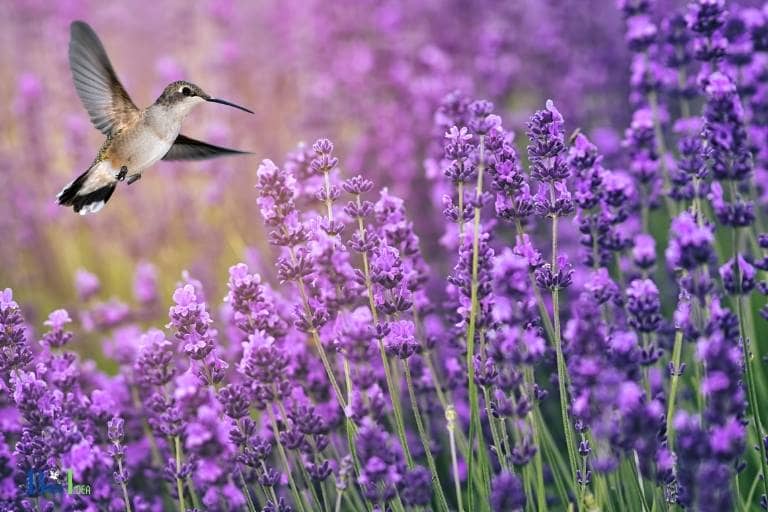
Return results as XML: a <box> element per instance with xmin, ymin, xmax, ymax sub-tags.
<box><xmin>1</xmin><ymin>0</ymin><xmax>642</xmax><ymax>349</ymax></box>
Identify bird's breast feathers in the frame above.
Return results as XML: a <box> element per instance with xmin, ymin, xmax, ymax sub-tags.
<box><xmin>108</xmin><ymin>122</ymin><xmax>177</xmax><ymax>171</ymax></box>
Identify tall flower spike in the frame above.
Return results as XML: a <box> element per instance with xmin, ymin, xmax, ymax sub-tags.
<box><xmin>527</xmin><ymin>100</ymin><xmax>569</xmax><ymax>182</ymax></box>
<box><xmin>0</xmin><ymin>289</ymin><xmax>32</xmax><ymax>385</ymax></box>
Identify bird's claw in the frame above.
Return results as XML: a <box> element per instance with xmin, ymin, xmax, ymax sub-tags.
<box><xmin>127</xmin><ymin>173</ymin><xmax>142</xmax><ymax>185</ymax></box>
<box><xmin>117</xmin><ymin>166</ymin><xmax>128</xmax><ymax>181</ymax></box>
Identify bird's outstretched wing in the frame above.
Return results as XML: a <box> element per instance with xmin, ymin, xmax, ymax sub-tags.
<box><xmin>69</xmin><ymin>21</ymin><xmax>138</xmax><ymax>136</ymax></box>
<box><xmin>162</xmin><ymin>134</ymin><xmax>251</xmax><ymax>161</ymax></box>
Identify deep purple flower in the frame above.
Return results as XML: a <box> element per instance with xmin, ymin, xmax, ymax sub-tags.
<box><xmin>708</xmin><ymin>182</ymin><xmax>754</xmax><ymax>227</ymax></box>
<box><xmin>400</xmin><ymin>466</ymin><xmax>432</xmax><ymax>506</ymax></box>
<box><xmin>370</xmin><ymin>245</ymin><xmax>404</xmax><ymax>289</ymax></box>
<box><xmin>239</xmin><ymin>331</ymin><xmax>290</xmax><ymax>405</ymax></box>
<box><xmin>719</xmin><ymin>254</ymin><xmax>756</xmax><ymax>295</ymax></box>
<box><xmin>704</xmin><ymin>72</ymin><xmax>753</xmax><ymax>184</ymax></box>
<box><xmin>665</xmin><ymin>212</ymin><xmax>715</xmax><ymax>270</ymax></box>
<box><xmin>584</xmin><ymin>268</ymin><xmax>620</xmax><ymax>305</ymax></box>
<box><xmin>533</xmin><ymin>182</ymin><xmax>574</xmax><ymax>218</ymax></box>
<box><xmin>527</xmin><ymin>100</ymin><xmax>569</xmax><ymax>182</ymax></box>
<box><xmin>618</xmin><ymin>0</ymin><xmax>652</xmax><ymax>18</ymax></box>
<box><xmin>262</xmin><ymin>497</ymin><xmax>293</xmax><ymax>512</ymax></box>
<box><xmin>0</xmin><ymin>289</ymin><xmax>33</xmax><ymax>384</ymax></box>
<box><xmin>490</xmin><ymin>470</ymin><xmax>525</xmax><ymax>511</ymax></box>
<box><xmin>355</xmin><ymin>418</ymin><xmax>403</xmax><ymax>503</ymax></box>
<box><xmin>626</xmin><ymin>14</ymin><xmax>657</xmax><ymax>51</ymax></box>
<box><xmin>626</xmin><ymin>279</ymin><xmax>662</xmax><ymax>332</ymax></box>
<box><xmin>534</xmin><ymin>254</ymin><xmax>574</xmax><ymax>291</ymax></box>
<box><xmin>384</xmin><ymin>320</ymin><xmax>418</xmax><ymax>359</ymax></box>
<box><xmin>687</xmin><ymin>0</ymin><xmax>727</xmax><ymax>37</ymax></box>
<box><xmin>633</xmin><ymin>233</ymin><xmax>656</xmax><ymax>269</ymax></box>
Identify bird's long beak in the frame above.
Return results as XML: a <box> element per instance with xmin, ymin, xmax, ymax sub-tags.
<box><xmin>206</xmin><ymin>97</ymin><xmax>254</xmax><ymax>114</ymax></box>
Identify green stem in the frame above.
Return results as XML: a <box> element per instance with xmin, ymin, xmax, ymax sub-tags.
<box><xmin>536</xmin><ymin>407</ymin><xmax>573</xmax><ymax>505</ymax></box>
<box><xmin>423</xmin><ymin>349</ymin><xmax>470</xmax><ymax>458</ymax></box>
<box><xmin>276</xmin><ymin>401</ymin><xmax>324</xmax><ymax>511</ymax></box>
<box><xmin>735</xmin><ymin>292</ymin><xmax>768</xmax><ymax>505</ymax></box>
<box><xmin>466</xmin><ymin>136</ymin><xmax>491</xmax><ymax>510</ymax></box>
<box><xmin>261</xmin><ymin>460</ymin><xmax>280</xmax><ymax>503</ymax></box>
<box><xmin>524</xmin><ymin>368</ymin><xmax>548</xmax><ymax>512</ymax></box>
<box><xmin>334</xmin><ymin>487</ymin><xmax>343</xmax><ymax>512</ymax></box>
<box><xmin>515</xmin><ymin>219</ymin><xmax>555</xmax><ymax>341</ymax></box>
<box><xmin>378</xmin><ymin>339</ymin><xmax>414</xmax><ymax>466</ymax></box>
<box><xmin>354</xmin><ymin>194</ymin><xmax>412</xmax><ymax>464</ymax></box>
<box><xmin>174</xmin><ymin>436</ymin><xmax>186</xmax><ymax>512</ymax></box>
<box><xmin>239</xmin><ymin>471</ymin><xmax>258</xmax><ymax>512</ymax></box>
<box><xmin>267</xmin><ymin>406</ymin><xmax>309</xmax><ymax>512</ymax></box>
<box><xmin>117</xmin><ymin>457</ymin><xmax>133</xmax><ymax>512</ymax></box>
<box><xmin>665</xmin><ymin>330</ymin><xmax>684</xmax><ymax>451</ymax></box>
<box><xmin>287</xmin><ymin>244</ymin><xmax>348</xmax><ymax>411</ymax></box>
<box><xmin>404</xmin><ymin>360</ymin><xmax>450</xmax><ymax>512</ymax></box>
<box><xmin>311</xmin><ymin>329</ymin><xmax>346</xmax><ymax>408</ymax></box>
<box><xmin>633</xmin><ymin>451</ymin><xmax>650</xmax><ymax>512</ymax></box>
<box><xmin>549</xmin><ymin>204</ymin><xmax>579</xmax><ymax>491</ymax></box>
<box><xmin>731</xmin><ymin>217</ymin><xmax>768</xmax><ymax>505</ymax></box>
<box><xmin>482</xmin><ymin>386</ymin><xmax>509</xmax><ymax>472</ymax></box>
<box><xmin>187</xmin><ymin>477</ymin><xmax>201</xmax><ymax>511</ymax></box>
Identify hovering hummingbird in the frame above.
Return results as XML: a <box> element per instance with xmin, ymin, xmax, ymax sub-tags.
<box><xmin>57</xmin><ymin>20</ymin><xmax>253</xmax><ymax>215</ymax></box>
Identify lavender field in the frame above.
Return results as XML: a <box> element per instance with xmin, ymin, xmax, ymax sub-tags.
<box><xmin>2</xmin><ymin>0</ymin><xmax>768</xmax><ymax>510</ymax></box>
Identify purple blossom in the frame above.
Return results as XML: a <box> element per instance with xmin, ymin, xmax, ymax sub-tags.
<box><xmin>626</xmin><ymin>278</ymin><xmax>662</xmax><ymax>333</ymax></box>
<box><xmin>74</xmin><ymin>269</ymin><xmax>100</xmax><ymax>301</ymax></box>
<box><xmin>719</xmin><ymin>254</ymin><xmax>756</xmax><ymax>295</ymax></box>
<box><xmin>4</xmin><ymin>10</ymin><xmax>768</xmax><ymax>507</ymax></box>
<box><xmin>490</xmin><ymin>471</ymin><xmax>525</xmax><ymax>512</ymax></box>
<box><xmin>666</xmin><ymin>211</ymin><xmax>715</xmax><ymax>270</ymax></box>
<box><xmin>40</xmin><ymin>309</ymin><xmax>73</xmax><ymax>348</ymax></box>
<box><xmin>633</xmin><ymin>233</ymin><xmax>656</xmax><ymax>269</ymax></box>
<box><xmin>384</xmin><ymin>320</ymin><xmax>418</xmax><ymax>359</ymax></box>
<box><xmin>527</xmin><ymin>100</ymin><xmax>569</xmax><ymax>182</ymax></box>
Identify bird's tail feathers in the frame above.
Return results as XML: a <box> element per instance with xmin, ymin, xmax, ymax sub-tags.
<box><xmin>56</xmin><ymin>162</ymin><xmax>118</xmax><ymax>215</ymax></box>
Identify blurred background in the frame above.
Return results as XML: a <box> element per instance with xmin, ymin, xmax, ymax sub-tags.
<box><xmin>0</xmin><ymin>0</ymin><xmax>638</xmax><ymax>342</ymax></box>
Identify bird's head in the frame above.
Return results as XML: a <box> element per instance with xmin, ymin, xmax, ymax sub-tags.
<box><xmin>157</xmin><ymin>80</ymin><xmax>253</xmax><ymax>117</ymax></box>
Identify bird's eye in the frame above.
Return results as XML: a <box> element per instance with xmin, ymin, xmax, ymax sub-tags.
<box><xmin>181</xmin><ymin>87</ymin><xmax>192</xmax><ymax>96</ymax></box>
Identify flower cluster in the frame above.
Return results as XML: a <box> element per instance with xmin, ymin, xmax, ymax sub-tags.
<box><xmin>3</xmin><ymin>2</ymin><xmax>768</xmax><ymax>511</ymax></box>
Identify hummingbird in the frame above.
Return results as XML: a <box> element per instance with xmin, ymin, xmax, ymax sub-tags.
<box><xmin>57</xmin><ymin>20</ymin><xmax>253</xmax><ymax>215</ymax></box>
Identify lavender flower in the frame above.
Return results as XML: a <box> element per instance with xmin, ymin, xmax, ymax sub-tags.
<box><xmin>490</xmin><ymin>471</ymin><xmax>525</xmax><ymax>512</ymax></box>
<box><xmin>74</xmin><ymin>269</ymin><xmax>100</xmax><ymax>301</ymax></box>
<box><xmin>40</xmin><ymin>309</ymin><xmax>73</xmax><ymax>348</ymax></box>
<box><xmin>356</xmin><ymin>418</ymin><xmax>403</xmax><ymax>503</ymax></box>
<box><xmin>5</xmin><ymin>14</ymin><xmax>768</xmax><ymax>508</ymax></box>
<box><xmin>0</xmin><ymin>289</ymin><xmax>32</xmax><ymax>385</ymax></box>
<box><xmin>626</xmin><ymin>278</ymin><xmax>662</xmax><ymax>333</ymax></box>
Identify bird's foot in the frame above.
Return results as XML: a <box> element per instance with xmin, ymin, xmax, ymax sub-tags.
<box><xmin>127</xmin><ymin>173</ymin><xmax>142</xmax><ymax>185</ymax></box>
<box><xmin>116</xmin><ymin>166</ymin><xmax>128</xmax><ymax>181</ymax></box>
